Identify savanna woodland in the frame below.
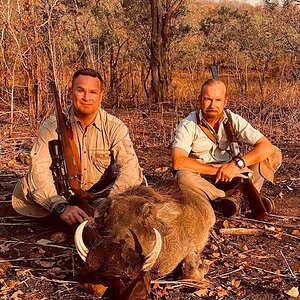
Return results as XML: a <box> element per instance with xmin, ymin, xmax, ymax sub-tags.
<box><xmin>0</xmin><ymin>0</ymin><xmax>299</xmax><ymax>299</ymax></box>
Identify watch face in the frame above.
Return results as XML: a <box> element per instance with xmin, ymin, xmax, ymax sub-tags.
<box><xmin>237</xmin><ymin>158</ymin><xmax>245</xmax><ymax>168</ymax></box>
<box><xmin>55</xmin><ymin>203</ymin><xmax>67</xmax><ymax>214</ymax></box>
<box><xmin>237</xmin><ymin>159</ymin><xmax>244</xmax><ymax>167</ymax></box>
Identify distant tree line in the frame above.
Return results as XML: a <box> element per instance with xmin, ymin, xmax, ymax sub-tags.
<box><xmin>0</xmin><ymin>0</ymin><xmax>299</xmax><ymax>126</ymax></box>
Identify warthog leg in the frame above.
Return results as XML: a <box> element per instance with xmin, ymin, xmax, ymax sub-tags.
<box><xmin>181</xmin><ymin>251</ymin><xmax>209</xmax><ymax>281</ymax></box>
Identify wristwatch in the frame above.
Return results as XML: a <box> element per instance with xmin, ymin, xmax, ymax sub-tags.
<box><xmin>54</xmin><ymin>202</ymin><xmax>68</xmax><ymax>215</ymax></box>
<box><xmin>233</xmin><ymin>157</ymin><xmax>246</xmax><ymax>169</ymax></box>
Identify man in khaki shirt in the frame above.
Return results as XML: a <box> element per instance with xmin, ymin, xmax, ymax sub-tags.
<box><xmin>172</xmin><ymin>79</ymin><xmax>281</xmax><ymax>217</ymax></box>
<box><xmin>12</xmin><ymin>68</ymin><xmax>143</xmax><ymax>226</ymax></box>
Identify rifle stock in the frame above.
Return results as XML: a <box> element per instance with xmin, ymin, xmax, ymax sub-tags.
<box><xmin>49</xmin><ymin>81</ymin><xmax>94</xmax><ymax>214</ymax></box>
<box><xmin>243</xmin><ymin>177</ymin><xmax>267</xmax><ymax>220</ymax></box>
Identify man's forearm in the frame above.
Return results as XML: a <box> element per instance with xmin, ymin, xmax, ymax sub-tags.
<box><xmin>242</xmin><ymin>137</ymin><xmax>275</xmax><ymax>167</ymax></box>
<box><xmin>173</xmin><ymin>156</ymin><xmax>218</xmax><ymax>175</ymax></box>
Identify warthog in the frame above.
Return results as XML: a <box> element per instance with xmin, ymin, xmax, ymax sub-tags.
<box><xmin>75</xmin><ymin>181</ymin><xmax>215</xmax><ymax>299</ymax></box>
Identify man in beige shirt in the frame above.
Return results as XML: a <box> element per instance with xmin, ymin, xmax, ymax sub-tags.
<box><xmin>172</xmin><ymin>79</ymin><xmax>281</xmax><ymax>217</ymax></box>
<box><xmin>12</xmin><ymin>68</ymin><xmax>143</xmax><ymax>226</ymax></box>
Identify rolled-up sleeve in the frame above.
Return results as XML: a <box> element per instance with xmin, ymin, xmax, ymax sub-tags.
<box><xmin>108</xmin><ymin>123</ymin><xmax>143</xmax><ymax>196</ymax></box>
<box><xmin>26</xmin><ymin>117</ymin><xmax>65</xmax><ymax>211</ymax></box>
<box><xmin>231</xmin><ymin>112</ymin><xmax>264</xmax><ymax>146</ymax></box>
<box><xmin>172</xmin><ymin>120</ymin><xmax>195</xmax><ymax>153</ymax></box>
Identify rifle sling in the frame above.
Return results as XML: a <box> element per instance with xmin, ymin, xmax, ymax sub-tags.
<box><xmin>65</xmin><ymin>119</ymin><xmax>82</xmax><ymax>176</ymax></box>
<box><xmin>196</xmin><ymin>111</ymin><xmax>217</xmax><ymax>144</ymax></box>
<box><xmin>223</xmin><ymin>110</ymin><xmax>237</xmax><ymax>144</ymax></box>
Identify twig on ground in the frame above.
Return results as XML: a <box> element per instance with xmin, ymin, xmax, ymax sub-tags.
<box><xmin>0</xmin><ymin>253</ymin><xmax>70</xmax><ymax>263</ymax></box>
<box><xmin>219</xmin><ymin>228</ymin><xmax>264</xmax><ymax>235</ymax></box>
<box><xmin>244</xmin><ymin>264</ymin><xmax>293</xmax><ymax>278</ymax></box>
<box><xmin>151</xmin><ymin>279</ymin><xmax>207</xmax><ymax>289</ymax></box>
<box><xmin>0</xmin><ymin>222</ymin><xmax>40</xmax><ymax>226</ymax></box>
<box><xmin>269</xmin><ymin>214</ymin><xmax>300</xmax><ymax>220</ymax></box>
<box><xmin>1</xmin><ymin>239</ymin><xmax>74</xmax><ymax>250</ymax></box>
<box><xmin>232</xmin><ymin>215</ymin><xmax>300</xmax><ymax>230</ymax></box>
<box><xmin>210</xmin><ymin>266</ymin><xmax>244</xmax><ymax>279</ymax></box>
<box><xmin>280</xmin><ymin>250</ymin><xmax>297</xmax><ymax>278</ymax></box>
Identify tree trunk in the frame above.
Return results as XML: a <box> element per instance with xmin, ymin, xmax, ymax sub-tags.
<box><xmin>149</xmin><ymin>0</ymin><xmax>169</xmax><ymax>103</ymax></box>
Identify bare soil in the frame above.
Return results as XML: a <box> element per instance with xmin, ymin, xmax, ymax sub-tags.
<box><xmin>0</xmin><ymin>106</ymin><xmax>299</xmax><ymax>300</ymax></box>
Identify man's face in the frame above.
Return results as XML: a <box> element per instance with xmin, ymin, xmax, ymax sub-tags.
<box><xmin>201</xmin><ymin>83</ymin><xmax>227</xmax><ymax>122</ymax></box>
<box><xmin>71</xmin><ymin>75</ymin><xmax>103</xmax><ymax>121</ymax></box>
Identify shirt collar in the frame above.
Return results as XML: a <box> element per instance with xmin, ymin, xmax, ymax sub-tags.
<box><xmin>69</xmin><ymin>106</ymin><xmax>102</xmax><ymax>131</ymax></box>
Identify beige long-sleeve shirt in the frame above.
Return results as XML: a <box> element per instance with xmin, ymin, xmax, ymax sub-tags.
<box><xmin>23</xmin><ymin>107</ymin><xmax>143</xmax><ymax>213</ymax></box>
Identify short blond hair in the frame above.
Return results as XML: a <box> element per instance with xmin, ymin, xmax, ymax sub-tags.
<box><xmin>200</xmin><ymin>79</ymin><xmax>227</xmax><ymax>100</ymax></box>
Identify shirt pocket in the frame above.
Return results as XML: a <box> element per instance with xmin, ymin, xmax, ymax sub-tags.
<box><xmin>92</xmin><ymin>150</ymin><xmax>111</xmax><ymax>173</ymax></box>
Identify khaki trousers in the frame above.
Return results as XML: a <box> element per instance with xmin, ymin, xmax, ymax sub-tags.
<box><xmin>176</xmin><ymin>147</ymin><xmax>282</xmax><ymax>202</ymax></box>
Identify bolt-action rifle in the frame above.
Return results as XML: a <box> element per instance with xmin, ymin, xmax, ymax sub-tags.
<box><xmin>49</xmin><ymin>81</ymin><xmax>94</xmax><ymax>216</ymax></box>
<box><xmin>210</xmin><ymin>65</ymin><xmax>267</xmax><ymax>220</ymax></box>
<box><xmin>223</xmin><ymin>110</ymin><xmax>267</xmax><ymax>220</ymax></box>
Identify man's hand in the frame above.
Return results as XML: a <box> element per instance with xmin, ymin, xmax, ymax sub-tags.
<box><xmin>215</xmin><ymin>161</ymin><xmax>253</xmax><ymax>183</ymax></box>
<box><xmin>59</xmin><ymin>205</ymin><xmax>89</xmax><ymax>226</ymax></box>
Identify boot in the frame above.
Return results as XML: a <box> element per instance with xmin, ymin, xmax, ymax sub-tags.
<box><xmin>210</xmin><ymin>194</ymin><xmax>241</xmax><ymax>218</ymax></box>
<box><xmin>261</xmin><ymin>196</ymin><xmax>275</xmax><ymax>214</ymax></box>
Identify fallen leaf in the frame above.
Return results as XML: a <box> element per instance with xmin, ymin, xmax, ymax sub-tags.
<box><xmin>236</xmin><ymin>286</ymin><xmax>246</xmax><ymax>296</ymax></box>
<box><xmin>203</xmin><ymin>259</ymin><xmax>214</xmax><ymax>266</ymax></box>
<box><xmin>285</xmin><ymin>287</ymin><xmax>299</xmax><ymax>298</ymax></box>
<box><xmin>30</xmin><ymin>247</ymin><xmax>46</xmax><ymax>258</ymax></box>
<box><xmin>0</xmin><ymin>244</ymin><xmax>10</xmax><ymax>253</ymax></box>
<box><xmin>231</xmin><ymin>279</ymin><xmax>241</xmax><ymax>288</ymax></box>
<box><xmin>223</xmin><ymin>220</ymin><xmax>229</xmax><ymax>228</ymax></box>
<box><xmin>7</xmin><ymin>280</ymin><xmax>16</xmax><ymax>288</ymax></box>
<box><xmin>7</xmin><ymin>159</ymin><xmax>16</xmax><ymax>168</ymax></box>
<box><xmin>242</xmin><ymin>245</ymin><xmax>248</xmax><ymax>251</ymax></box>
<box><xmin>217</xmin><ymin>287</ymin><xmax>227</xmax><ymax>297</ymax></box>
<box><xmin>36</xmin><ymin>239</ymin><xmax>52</xmax><ymax>246</ymax></box>
<box><xmin>42</xmin><ymin>267</ymin><xmax>62</xmax><ymax>277</ymax></box>
<box><xmin>273</xmin><ymin>233</ymin><xmax>283</xmax><ymax>239</ymax></box>
<box><xmin>265</xmin><ymin>225</ymin><xmax>276</xmax><ymax>231</ymax></box>
<box><xmin>212</xmin><ymin>252</ymin><xmax>220</xmax><ymax>258</ymax></box>
<box><xmin>292</xmin><ymin>230</ymin><xmax>300</xmax><ymax>236</ymax></box>
<box><xmin>238</xmin><ymin>253</ymin><xmax>247</xmax><ymax>259</ymax></box>
<box><xmin>35</xmin><ymin>260</ymin><xmax>55</xmax><ymax>268</ymax></box>
<box><xmin>210</xmin><ymin>243</ymin><xmax>218</xmax><ymax>251</ymax></box>
<box><xmin>272</xmin><ymin>277</ymin><xmax>283</xmax><ymax>283</ymax></box>
<box><xmin>152</xmin><ymin>282</ymin><xmax>161</xmax><ymax>289</ymax></box>
<box><xmin>194</xmin><ymin>288</ymin><xmax>209</xmax><ymax>296</ymax></box>
<box><xmin>11</xmin><ymin>290</ymin><xmax>23</xmax><ymax>300</ymax></box>
<box><xmin>155</xmin><ymin>167</ymin><xmax>169</xmax><ymax>173</ymax></box>
<box><xmin>50</xmin><ymin>231</ymin><xmax>67</xmax><ymax>243</ymax></box>
<box><xmin>196</xmin><ymin>279</ymin><xmax>211</xmax><ymax>289</ymax></box>
<box><xmin>78</xmin><ymin>283</ymin><xmax>107</xmax><ymax>296</ymax></box>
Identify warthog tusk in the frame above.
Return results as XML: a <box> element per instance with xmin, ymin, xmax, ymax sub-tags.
<box><xmin>75</xmin><ymin>220</ymin><xmax>89</xmax><ymax>262</ymax></box>
<box><xmin>142</xmin><ymin>228</ymin><xmax>162</xmax><ymax>272</ymax></box>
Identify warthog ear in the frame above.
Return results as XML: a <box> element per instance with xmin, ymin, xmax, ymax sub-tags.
<box><xmin>141</xmin><ymin>203</ymin><xmax>153</xmax><ymax>218</ymax></box>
